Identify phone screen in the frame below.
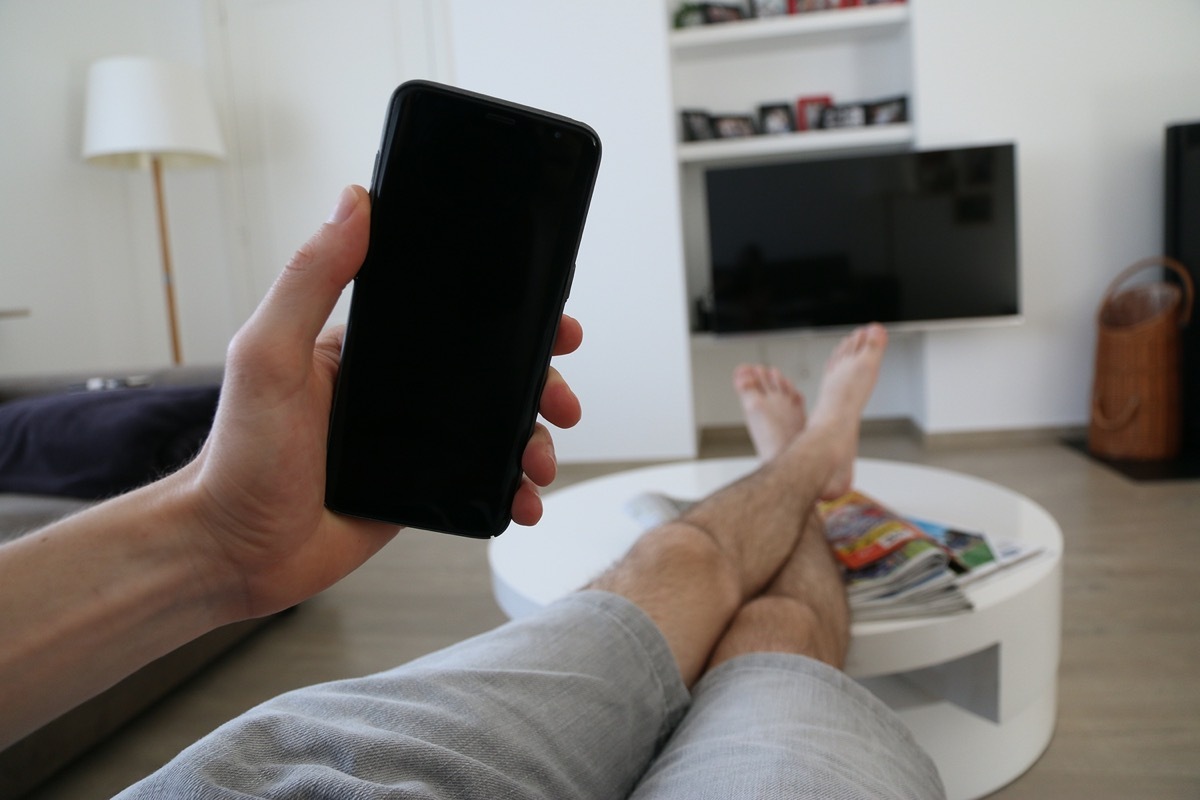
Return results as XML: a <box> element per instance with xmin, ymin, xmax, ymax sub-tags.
<box><xmin>325</xmin><ymin>81</ymin><xmax>601</xmax><ymax>537</ymax></box>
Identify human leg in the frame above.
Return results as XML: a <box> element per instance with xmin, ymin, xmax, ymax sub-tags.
<box><xmin>628</xmin><ymin>652</ymin><xmax>945</xmax><ymax>800</ymax></box>
<box><xmin>117</xmin><ymin>591</ymin><xmax>690</xmax><ymax>800</ymax></box>
<box><xmin>120</xmin><ymin>326</ymin><xmax>887</xmax><ymax>799</ymax></box>
<box><xmin>705</xmin><ymin>510</ymin><xmax>850</xmax><ymax>671</ymax></box>
<box><xmin>710</xmin><ymin>330</ymin><xmax>893</xmax><ymax>671</ymax></box>
<box><xmin>587</xmin><ymin>324</ymin><xmax>886</xmax><ymax>686</ymax></box>
<box><xmin>629</xmin><ymin>329</ymin><xmax>945</xmax><ymax>799</ymax></box>
<box><xmin>733</xmin><ymin>363</ymin><xmax>806</xmax><ymax>460</ymax></box>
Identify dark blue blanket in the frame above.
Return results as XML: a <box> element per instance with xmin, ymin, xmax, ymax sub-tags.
<box><xmin>0</xmin><ymin>386</ymin><xmax>220</xmax><ymax>500</ymax></box>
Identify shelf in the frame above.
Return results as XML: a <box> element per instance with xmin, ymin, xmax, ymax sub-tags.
<box><xmin>678</xmin><ymin>123</ymin><xmax>914</xmax><ymax>166</ymax></box>
<box><xmin>0</xmin><ymin>308</ymin><xmax>31</xmax><ymax>320</ymax></box>
<box><xmin>670</xmin><ymin>4</ymin><xmax>909</xmax><ymax>56</ymax></box>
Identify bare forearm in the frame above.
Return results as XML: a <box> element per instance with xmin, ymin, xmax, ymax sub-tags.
<box><xmin>0</xmin><ymin>469</ymin><xmax>233</xmax><ymax>749</ymax></box>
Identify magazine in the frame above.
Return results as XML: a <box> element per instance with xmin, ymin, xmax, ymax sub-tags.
<box><xmin>816</xmin><ymin>491</ymin><xmax>973</xmax><ymax>620</ymax></box>
<box><xmin>908</xmin><ymin>515</ymin><xmax>1043</xmax><ymax>587</ymax></box>
<box><xmin>623</xmin><ymin>486</ymin><xmax>1041</xmax><ymax>621</ymax></box>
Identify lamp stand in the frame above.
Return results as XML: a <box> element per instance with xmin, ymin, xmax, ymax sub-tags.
<box><xmin>150</xmin><ymin>156</ymin><xmax>183</xmax><ymax>365</ymax></box>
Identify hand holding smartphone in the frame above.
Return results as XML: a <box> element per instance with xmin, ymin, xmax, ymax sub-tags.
<box><xmin>325</xmin><ymin>81</ymin><xmax>602</xmax><ymax>538</ymax></box>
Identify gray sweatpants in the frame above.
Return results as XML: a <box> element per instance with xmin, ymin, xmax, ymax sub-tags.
<box><xmin>117</xmin><ymin>591</ymin><xmax>944</xmax><ymax>799</ymax></box>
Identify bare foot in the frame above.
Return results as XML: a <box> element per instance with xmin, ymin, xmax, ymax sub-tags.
<box><xmin>733</xmin><ymin>364</ymin><xmax>807</xmax><ymax>461</ymax></box>
<box><xmin>805</xmin><ymin>324</ymin><xmax>888</xmax><ymax>499</ymax></box>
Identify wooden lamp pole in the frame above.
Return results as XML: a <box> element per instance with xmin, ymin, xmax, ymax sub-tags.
<box><xmin>150</xmin><ymin>155</ymin><xmax>183</xmax><ymax>365</ymax></box>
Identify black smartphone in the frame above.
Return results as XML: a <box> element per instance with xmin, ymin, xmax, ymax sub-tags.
<box><xmin>325</xmin><ymin>80</ymin><xmax>602</xmax><ymax>538</ymax></box>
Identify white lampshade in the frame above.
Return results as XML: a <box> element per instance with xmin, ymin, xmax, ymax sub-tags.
<box><xmin>83</xmin><ymin>56</ymin><xmax>225</xmax><ymax>169</ymax></box>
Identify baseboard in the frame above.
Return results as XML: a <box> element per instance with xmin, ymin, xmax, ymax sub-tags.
<box><xmin>700</xmin><ymin>417</ymin><xmax>921</xmax><ymax>457</ymax></box>
<box><xmin>917</xmin><ymin>424</ymin><xmax>1088</xmax><ymax>450</ymax></box>
<box><xmin>700</xmin><ymin>420</ymin><xmax>1089</xmax><ymax>452</ymax></box>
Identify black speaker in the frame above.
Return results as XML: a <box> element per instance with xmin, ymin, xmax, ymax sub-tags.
<box><xmin>1165</xmin><ymin>121</ymin><xmax>1200</xmax><ymax>451</ymax></box>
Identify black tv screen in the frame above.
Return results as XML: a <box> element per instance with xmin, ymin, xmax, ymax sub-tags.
<box><xmin>704</xmin><ymin>143</ymin><xmax>1020</xmax><ymax>333</ymax></box>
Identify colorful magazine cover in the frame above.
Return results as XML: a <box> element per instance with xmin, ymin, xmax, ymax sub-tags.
<box><xmin>818</xmin><ymin>490</ymin><xmax>936</xmax><ymax>570</ymax></box>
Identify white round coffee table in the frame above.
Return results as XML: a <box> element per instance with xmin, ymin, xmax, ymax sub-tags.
<box><xmin>489</xmin><ymin>457</ymin><xmax>1063</xmax><ymax>800</ymax></box>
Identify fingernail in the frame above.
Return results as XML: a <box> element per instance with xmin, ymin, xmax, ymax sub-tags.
<box><xmin>327</xmin><ymin>186</ymin><xmax>358</xmax><ymax>224</ymax></box>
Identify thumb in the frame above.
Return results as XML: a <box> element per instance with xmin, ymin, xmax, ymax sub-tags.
<box><xmin>249</xmin><ymin>185</ymin><xmax>371</xmax><ymax>351</ymax></box>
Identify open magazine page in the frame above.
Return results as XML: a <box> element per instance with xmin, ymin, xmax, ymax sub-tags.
<box><xmin>909</xmin><ymin>517</ymin><xmax>1044</xmax><ymax>586</ymax></box>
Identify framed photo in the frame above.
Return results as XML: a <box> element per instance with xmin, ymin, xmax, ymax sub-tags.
<box><xmin>758</xmin><ymin>103</ymin><xmax>796</xmax><ymax>135</ymax></box>
<box><xmin>712</xmin><ymin>114</ymin><xmax>757</xmax><ymax>138</ymax></box>
<box><xmin>794</xmin><ymin>0</ymin><xmax>852</xmax><ymax>11</ymax></box>
<box><xmin>703</xmin><ymin>3</ymin><xmax>747</xmax><ymax>24</ymax></box>
<box><xmin>752</xmin><ymin>0</ymin><xmax>789</xmax><ymax>16</ymax></box>
<box><xmin>795</xmin><ymin>95</ymin><xmax>833</xmax><ymax>131</ymax></box>
<box><xmin>819</xmin><ymin>102</ymin><xmax>868</xmax><ymax>129</ymax></box>
<box><xmin>681</xmin><ymin>109</ymin><xmax>716</xmax><ymax>142</ymax></box>
<box><xmin>867</xmin><ymin>95</ymin><xmax>908</xmax><ymax>125</ymax></box>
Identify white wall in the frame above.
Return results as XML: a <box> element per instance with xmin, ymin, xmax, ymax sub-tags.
<box><xmin>910</xmin><ymin>0</ymin><xmax>1200</xmax><ymax>433</ymax></box>
<box><xmin>446</xmin><ymin>0</ymin><xmax>698</xmax><ymax>461</ymax></box>
<box><xmin>4</xmin><ymin>0</ymin><xmax>1198</xmax><ymax>445</ymax></box>
<box><xmin>212</xmin><ymin>0</ymin><xmax>446</xmax><ymax>327</ymax></box>
<box><xmin>0</xmin><ymin>0</ymin><xmax>238</xmax><ymax>374</ymax></box>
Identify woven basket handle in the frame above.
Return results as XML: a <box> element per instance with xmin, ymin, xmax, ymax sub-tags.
<box><xmin>1100</xmin><ymin>256</ymin><xmax>1195</xmax><ymax>326</ymax></box>
<box><xmin>1091</xmin><ymin>394</ymin><xmax>1139</xmax><ymax>431</ymax></box>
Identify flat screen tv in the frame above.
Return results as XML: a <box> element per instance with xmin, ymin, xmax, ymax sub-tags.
<box><xmin>704</xmin><ymin>143</ymin><xmax>1020</xmax><ymax>333</ymax></box>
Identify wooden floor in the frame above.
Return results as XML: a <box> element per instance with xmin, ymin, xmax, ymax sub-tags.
<box><xmin>27</xmin><ymin>431</ymin><xmax>1200</xmax><ymax>799</ymax></box>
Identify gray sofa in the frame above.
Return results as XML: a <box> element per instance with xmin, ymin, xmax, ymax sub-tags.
<box><xmin>0</xmin><ymin>365</ymin><xmax>285</xmax><ymax>797</ymax></box>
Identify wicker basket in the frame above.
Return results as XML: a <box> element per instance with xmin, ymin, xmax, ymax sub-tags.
<box><xmin>1088</xmin><ymin>257</ymin><xmax>1194</xmax><ymax>461</ymax></box>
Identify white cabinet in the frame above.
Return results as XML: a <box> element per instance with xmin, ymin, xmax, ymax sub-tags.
<box><xmin>671</xmin><ymin>4</ymin><xmax>914</xmax><ymax>168</ymax></box>
<box><xmin>665</xmin><ymin>3</ymin><xmax>916</xmax><ymax>426</ymax></box>
<box><xmin>668</xmin><ymin>2</ymin><xmax>915</xmax><ymax>328</ymax></box>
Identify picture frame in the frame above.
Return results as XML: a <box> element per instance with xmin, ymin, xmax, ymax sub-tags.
<box><xmin>819</xmin><ymin>102</ymin><xmax>868</xmax><ymax>129</ymax></box>
<box><xmin>752</xmin><ymin>0</ymin><xmax>789</xmax><ymax>16</ymax></box>
<box><xmin>795</xmin><ymin>95</ymin><xmax>833</xmax><ymax>131</ymax></box>
<box><xmin>794</xmin><ymin>0</ymin><xmax>854</xmax><ymax>12</ymax></box>
<box><xmin>681</xmin><ymin>109</ymin><xmax>716</xmax><ymax>142</ymax></box>
<box><xmin>867</xmin><ymin>95</ymin><xmax>908</xmax><ymax>125</ymax></box>
<box><xmin>703</xmin><ymin>3</ymin><xmax>747</xmax><ymax>24</ymax></box>
<box><xmin>711</xmin><ymin>114</ymin><xmax>758</xmax><ymax>138</ymax></box>
<box><xmin>758</xmin><ymin>103</ymin><xmax>796</xmax><ymax>135</ymax></box>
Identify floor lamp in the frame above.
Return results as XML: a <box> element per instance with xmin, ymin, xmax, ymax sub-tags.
<box><xmin>82</xmin><ymin>56</ymin><xmax>225</xmax><ymax>365</ymax></box>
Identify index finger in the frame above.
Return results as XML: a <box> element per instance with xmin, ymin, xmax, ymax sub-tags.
<box><xmin>553</xmin><ymin>314</ymin><xmax>583</xmax><ymax>357</ymax></box>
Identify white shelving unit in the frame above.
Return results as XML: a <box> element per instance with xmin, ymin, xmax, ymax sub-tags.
<box><xmin>667</xmin><ymin>2</ymin><xmax>916</xmax><ymax>427</ymax></box>
<box><xmin>670</xmin><ymin>3</ymin><xmax>909</xmax><ymax>55</ymax></box>
<box><xmin>678</xmin><ymin>122</ymin><xmax>914</xmax><ymax>165</ymax></box>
